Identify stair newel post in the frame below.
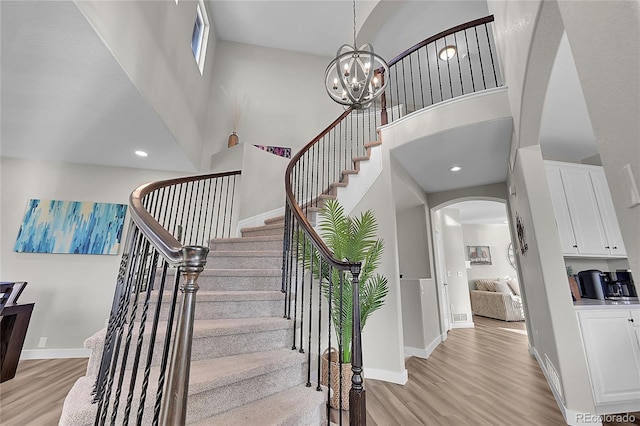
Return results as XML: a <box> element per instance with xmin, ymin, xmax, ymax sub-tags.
<box><xmin>349</xmin><ymin>263</ymin><xmax>366</xmax><ymax>426</ymax></box>
<box><xmin>159</xmin><ymin>245</ymin><xmax>209</xmax><ymax>426</ymax></box>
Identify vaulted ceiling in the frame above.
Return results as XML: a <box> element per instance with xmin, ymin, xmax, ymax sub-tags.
<box><xmin>1</xmin><ymin>0</ymin><xmax>595</xmax><ymax>214</ymax></box>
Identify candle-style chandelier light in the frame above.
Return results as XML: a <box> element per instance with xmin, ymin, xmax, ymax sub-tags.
<box><xmin>324</xmin><ymin>0</ymin><xmax>389</xmax><ymax>109</ymax></box>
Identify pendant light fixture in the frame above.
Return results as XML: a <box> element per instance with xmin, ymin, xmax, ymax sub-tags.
<box><xmin>324</xmin><ymin>0</ymin><xmax>389</xmax><ymax>109</ymax></box>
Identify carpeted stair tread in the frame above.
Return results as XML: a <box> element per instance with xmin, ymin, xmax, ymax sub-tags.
<box><xmin>209</xmin><ymin>235</ymin><xmax>283</xmax><ymax>251</ymax></box>
<box><xmin>208</xmin><ymin>250</ymin><xmax>282</xmax><ymax>257</ymax></box>
<box><xmin>195</xmin><ymin>290</ymin><xmax>284</xmax><ymax>301</ymax></box>
<box><xmin>167</xmin><ymin>268</ymin><xmax>281</xmax><ymax>277</ymax></box>
<box><xmin>187</xmin><ymin>348</ymin><xmax>304</xmax><ymax>394</ymax></box>
<box><xmin>205</xmin><ymin>268</ymin><xmax>281</xmax><ymax>276</ymax></box>
<box><xmin>210</xmin><ymin>235</ymin><xmax>282</xmax><ymax>244</ymax></box>
<box><xmin>192</xmin><ymin>383</ymin><xmax>325</xmax><ymax>425</ymax></box>
<box><xmin>83</xmin><ymin>317</ymin><xmax>294</xmax><ymax>377</ymax></box>
<box><xmin>86</xmin><ymin>317</ymin><xmax>290</xmax><ymax>346</ymax></box>
<box><xmin>240</xmin><ymin>223</ymin><xmax>284</xmax><ymax>233</ymax></box>
<box><xmin>190</xmin><ymin>317</ymin><xmax>291</xmax><ymax>337</ymax></box>
<box><xmin>263</xmin><ymin>215</ymin><xmax>285</xmax><ymax>225</ymax></box>
<box><xmin>60</xmin><ymin>349</ymin><xmax>307</xmax><ymax>425</ymax></box>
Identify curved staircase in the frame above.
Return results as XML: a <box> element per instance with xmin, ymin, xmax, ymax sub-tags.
<box><xmin>60</xmin><ymin>219</ymin><xmax>325</xmax><ymax>425</ymax></box>
<box><xmin>60</xmin><ymin>14</ymin><xmax>501</xmax><ymax>424</ymax></box>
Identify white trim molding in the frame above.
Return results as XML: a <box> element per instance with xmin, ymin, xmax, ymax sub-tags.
<box><xmin>363</xmin><ymin>367</ymin><xmax>408</xmax><ymax>385</ymax></box>
<box><xmin>530</xmin><ymin>347</ymin><xmax>602</xmax><ymax>426</ymax></box>
<box><xmin>451</xmin><ymin>321</ymin><xmax>475</xmax><ymax>329</ymax></box>
<box><xmin>404</xmin><ymin>334</ymin><xmax>442</xmax><ymax>359</ymax></box>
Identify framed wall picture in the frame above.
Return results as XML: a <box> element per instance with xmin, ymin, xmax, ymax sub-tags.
<box><xmin>14</xmin><ymin>199</ymin><xmax>127</xmax><ymax>255</ymax></box>
<box><xmin>467</xmin><ymin>245</ymin><xmax>492</xmax><ymax>265</ymax></box>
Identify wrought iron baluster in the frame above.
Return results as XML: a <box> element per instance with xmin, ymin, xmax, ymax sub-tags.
<box><xmin>485</xmin><ymin>23</ymin><xmax>498</xmax><ymax>87</ymax></box>
<box><xmin>475</xmin><ymin>26</ymin><xmax>486</xmax><ymax>90</ymax></box>
<box><xmin>306</xmin><ymin>245</ymin><xmax>314</xmax><ymax>387</ymax></box>
<box><xmin>464</xmin><ymin>29</ymin><xmax>476</xmax><ymax>93</ymax></box>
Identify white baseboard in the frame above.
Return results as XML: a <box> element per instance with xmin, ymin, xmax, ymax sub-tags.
<box><xmin>404</xmin><ymin>334</ymin><xmax>442</xmax><ymax>360</ymax></box>
<box><xmin>236</xmin><ymin>206</ymin><xmax>285</xmax><ymax>236</ymax></box>
<box><xmin>21</xmin><ymin>348</ymin><xmax>91</xmax><ymax>360</ymax></box>
<box><xmin>530</xmin><ymin>347</ymin><xmax>602</xmax><ymax>426</ymax></box>
<box><xmin>404</xmin><ymin>346</ymin><xmax>429</xmax><ymax>359</ymax></box>
<box><xmin>363</xmin><ymin>366</ymin><xmax>408</xmax><ymax>385</ymax></box>
<box><xmin>451</xmin><ymin>321</ymin><xmax>475</xmax><ymax>329</ymax></box>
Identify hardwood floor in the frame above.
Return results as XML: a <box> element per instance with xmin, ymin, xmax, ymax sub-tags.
<box><xmin>1</xmin><ymin>318</ymin><xmax>638</xmax><ymax>425</ymax></box>
<box><xmin>364</xmin><ymin>316</ymin><xmax>640</xmax><ymax>426</ymax></box>
<box><xmin>0</xmin><ymin>357</ymin><xmax>88</xmax><ymax>426</ymax></box>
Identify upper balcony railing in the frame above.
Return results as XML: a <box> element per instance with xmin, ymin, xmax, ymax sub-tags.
<box><xmin>283</xmin><ymin>15</ymin><xmax>502</xmax><ymax>425</ymax></box>
<box><xmin>381</xmin><ymin>15</ymin><xmax>501</xmax><ymax>124</ymax></box>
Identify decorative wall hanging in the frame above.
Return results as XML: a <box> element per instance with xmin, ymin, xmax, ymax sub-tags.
<box><xmin>14</xmin><ymin>199</ymin><xmax>127</xmax><ymax>255</ymax></box>
<box><xmin>508</xmin><ymin>242</ymin><xmax>516</xmax><ymax>269</ymax></box>
<box><xmin>253</xmin><ymin>144</ymin><xmax>291</xmax><ymax>159</ymax></box>
<box><xmin>467</xmin><ymin>245</ymin><xmax>492</xmax><ymax>265</ymax></box>
<box><xmin>516</xmin><ymin>212</ymin><xmax>528</xmax><ymax>254</ymax></box>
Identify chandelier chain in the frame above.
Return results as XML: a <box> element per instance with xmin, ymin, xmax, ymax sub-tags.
<box><xmin>352</xmin><ymin>0</ymin><xmax>357</xmax><ymax>48</ymax></box>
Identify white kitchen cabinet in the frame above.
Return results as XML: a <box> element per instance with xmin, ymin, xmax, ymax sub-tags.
<box><xmin>577</xmin><ymin>309</ymin><xmax>640</xmax><ymax>408</ymax></box>
<box><xmin>590</xmin><ymin>168</ymin><xmax>627</xmax><ymax>256</ymax></box>
<box><xmin>545</xmin><ymin>161</ymin><xmax>627</xmax><ymax>257</ymax></box>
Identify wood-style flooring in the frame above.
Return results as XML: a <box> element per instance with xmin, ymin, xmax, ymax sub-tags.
<box><xmin>0</xmin><ymin>357</ymin><xmax>87</xmax><ymax>426</ymax></box>
<box><xmin>1</xmin><ymin>316</ymin><xmax>638</xmax><ymax>425</ymax></box>
<box><xmin>364</xmin><ymin>315</ymin><xmax>640</xmax><ymax>426</ymax></box>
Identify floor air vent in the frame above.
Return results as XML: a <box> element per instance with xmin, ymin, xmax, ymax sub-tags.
<box><xmin>544</xmin><ymin>354</ymin><xmax>563</xmax><ymax>402</ymax></box>
<box><xmin>453</xmin><ymin>313</ymin><xmax>468</xmax><ymax>322</ymax></box>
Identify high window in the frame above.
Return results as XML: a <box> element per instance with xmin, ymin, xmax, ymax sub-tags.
<box><xmin>191</xmin><ymin>0</ymin><xmax>209</xmax><ymax>74</ymax></box>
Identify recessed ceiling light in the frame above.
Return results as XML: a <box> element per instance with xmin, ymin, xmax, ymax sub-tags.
<box><xmin>439</xmin><ymin>45</ymin><xmax>457</xmax><ymax>61</ymax></box>
<box><xmin>449</xmin><ymin>165</ymin><xmax>462</xmax><ymax>172</ymax></box>
<box><xmin>135</xmin><ymin>150</ymin><xmax>148</xmax><ymax>157</ymax></box>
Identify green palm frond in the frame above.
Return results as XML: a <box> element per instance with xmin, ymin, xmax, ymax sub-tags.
<box><xmin>297</xmin><ymin>199</ymin><xmax>389</xmax><ymax>364</ymax></box>
<box><xmin>359</xmin><ymin>274</ymin><xmax>389</xmax><ymax>329</ymax></box>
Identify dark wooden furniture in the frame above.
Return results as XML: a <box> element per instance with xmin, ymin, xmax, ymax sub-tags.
<box><xmin>1</xmin><ymin>281</ymin><xmax>34</xmax><ymax>383</ymax></box>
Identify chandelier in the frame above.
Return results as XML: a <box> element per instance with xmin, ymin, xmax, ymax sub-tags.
<box><xmin>324</xmin><ymin>0</ymin><xmax>389</xmax><ymax>109</ymax></box>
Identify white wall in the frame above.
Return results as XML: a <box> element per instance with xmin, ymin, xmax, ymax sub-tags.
<box><xmin>396</xmin><ymin>206</ymin><xmax>431</xmax><ymax>279</ymax></box>
<box><xmin>400</xmin><ymin>279</ymin><xmax>424</xmax><ymax>350</ymax></box>
<box><xmin>76</xmin><ymin>0</ymin><xmax>217</xmax><ymax>169</ymax></box>
<box><xmin>210</xmin><ymin>143</ymin><xmax>289</xmax><ymax>223</ymax></box>
<box><xmin>351</xmin><ymin>149</ymin><xmax>407</xmax><ymax>385</ymax></box>
<box><xmin>462</xmin><ymin>223</ymin><xmax>514</xmax><ymax>289</ymax></box>
<box><xmin>0</xmin><ymin>158</ymin><xmax>182</xmax><ymax>356</ymax></box>
<box><xmin>372</xmin><ymin>1</ymin><xmax>490</xmax><ymax>62</ymax></box>
<box><xmin>508</xmin><ymin>145</ymin><xmax>595</xmax><ymax>419</ymax></box>
<box><xmin>489</xmin><ymin>1</ymin><xmax>639</xmax><ymax>421</ymax></box>
<box><xmin>556</xmin><ymin>1</ymin><xmax>640</xmax><ymax>277</ymax></box>
<box><xmin>203</xmin><ymin>40</ymin><xmax>343</xmax><ymax>170</ymax></box>
<box><xmin>439</xmin><ymin>209</ymin><xmax>474</xmax><ymax>327</ymax></box>
<box><xmin>400</xmin><ymin>278</ymin><xmax>441</xmax><ymax>360</ymax></box>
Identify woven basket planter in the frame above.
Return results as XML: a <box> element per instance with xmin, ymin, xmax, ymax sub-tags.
<box><xmin>321</xmin><ymin>348</ymin><xmax>353</xmax><ymax>410</ymax></box>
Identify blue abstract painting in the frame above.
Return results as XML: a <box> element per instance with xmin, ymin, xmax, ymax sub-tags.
<box><xmin>14</xmin><ymin>199</ymin><xmax>128</xmax><ymax>255</ymax></box>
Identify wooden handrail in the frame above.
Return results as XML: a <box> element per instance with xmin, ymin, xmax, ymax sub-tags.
<box><xmin>283</xmin><ymin>16</ymin><xmax>499</xmax><ymax>423</ymax></box>
<box><xmin>129</xmin><ymin>170</ymin><xmax>241</xmax><ymax>265</ymax></box>
<box><xmin>387</xmin><ymin>15</ymin><xmax>494</xmax><ymax>67</ymax></box>
<box><xmin>285</xmin><ymin>110</ymin><xmax>359</xmax><ymax>271</ymax></box>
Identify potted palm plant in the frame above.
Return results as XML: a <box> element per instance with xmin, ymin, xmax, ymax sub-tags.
<box><xmin>298</xmin><ymin>199</ymin><xmax>388</xmax><ymax>408</ymax></box>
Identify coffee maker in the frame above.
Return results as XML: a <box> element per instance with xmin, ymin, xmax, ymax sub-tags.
<box><xmin>604</xmin><ymin>270</ymin><xmax>637</xmax><ymax>299</ymax></box>
<box><xmin>577</xmin><ymin>269</ymin><xmax>637</xmax><ymax>300</ymax></box>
